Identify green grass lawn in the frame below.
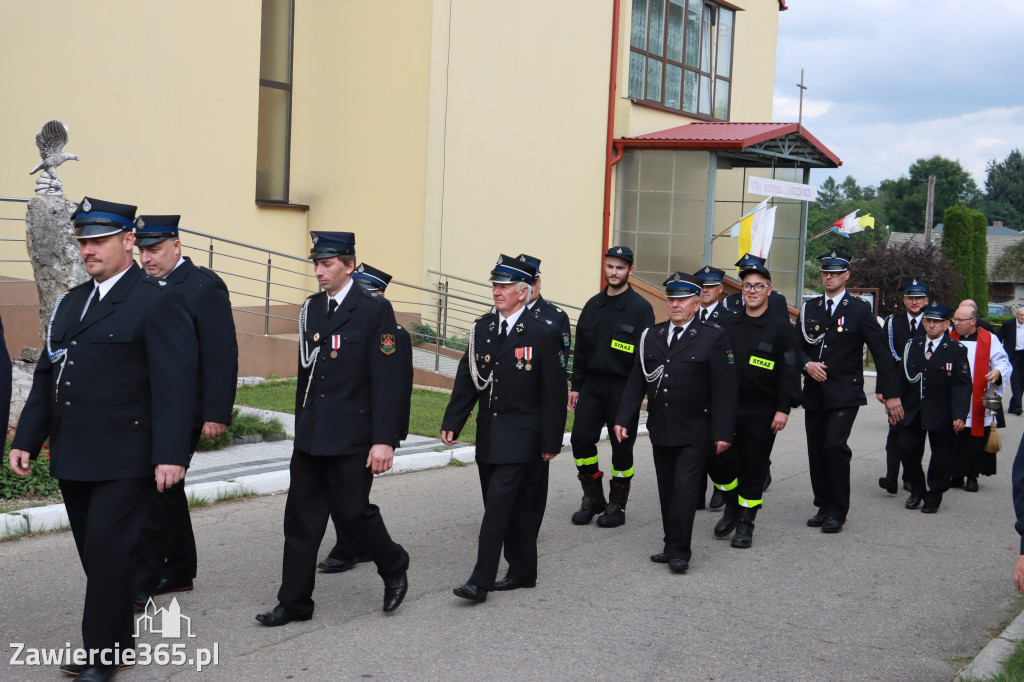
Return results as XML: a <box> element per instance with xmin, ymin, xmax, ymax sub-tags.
<box><xmin>234</xmin><ymin>379</ymin><xmax>575</xmax><ymax>446</ymax></box>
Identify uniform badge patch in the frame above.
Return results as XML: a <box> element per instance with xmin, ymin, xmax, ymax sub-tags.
<box><xmin>380</xmin><ymin>333</ymin><xmax>396</xmax><ymax>355</ymax></box>
<box><xmin>727</xmin><ymin>350</ymin><xmax>735</xmax><ymax>364</ymax></box>
<box><xmin>563</xmin><ymin>333</ymin><xmax>570</xmax><ymax>347</ymax></box>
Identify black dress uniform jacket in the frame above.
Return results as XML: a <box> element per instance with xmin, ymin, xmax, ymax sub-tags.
<box><xmin>13</xmin><ymin>263</ymin><xmax>197</xmax><ymax>479</ymax></box>
<box><xmin>898</xmin><ymin>334</ymin><xmax>972</xmax><ymax>431</ymax></box>
<box><xmin>442</xmin><ymin>310</ymin><xmax>567</xmax><ymax>462</ymax></box>
<box><xmin>529</xmin><ymin>295</ymin><xmax>572</xmax><ymax>369</ymax></box>
<box><xmin>798</xmin><ymin>293</ymin><xmax>899</xmax><ymax>408</ymax></box>
<box><xmin>699</xmin><ymin>303</ymin><xmax>736</xmax><ymax>326</ymax></box>
<box><xmin>396</xmin><ymin>323</ymin><xmax>413</xmax><ymax>439</ymax></box>
<box><xmin>617</xmin><ymin>320</ymin><xmax>738</xmax><ymax>446</ymax></box>
<box><xmin>570</xmin><ymin>284</ymin><xmax>654</xmax><ymax>390</ymax></box>
<box><xmin>165</xmin><ymin>257</ymin><xmax>237</xmax><ymax>427</ymax></box>
<box><xmin>0</xmin><ymin>313</ymin><xmax>10</xmax><ymax>435</ymax></box>
<box><xmin>875</xmin><ymin>312</ymin><xmax>926</xmax><ymax>396</ymax></box>
<box><xmin>725</xmin><ymin>290</ymin><xmax>791</xmax><ymax>324</ymax></box>
<box><xmin>294</xmin><ymin>286</ymin><xmax>404</xmax><ymax>455</ymax></box>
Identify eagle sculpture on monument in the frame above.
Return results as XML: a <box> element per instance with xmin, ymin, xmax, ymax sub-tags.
<box><xmin>29</xmin><ymin>119</ymin><xmax>78</xmax><ymax>196</ymax></box>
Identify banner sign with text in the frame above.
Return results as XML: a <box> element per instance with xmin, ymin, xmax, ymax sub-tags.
<box><xmin>746</xmin><ymin>176</ymin><xmax>818</xmax><ymax>202</ymax></box>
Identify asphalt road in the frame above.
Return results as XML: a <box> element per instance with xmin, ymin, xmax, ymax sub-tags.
<box><xmin>2</xmin><ymin>404</ymin><xmax>1022</xmax><ymax>681</ymax></box>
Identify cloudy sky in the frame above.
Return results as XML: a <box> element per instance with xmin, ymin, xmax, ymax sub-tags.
<box><xmin>773</xmin><ymin>0</ymin><xmax>1024</xmax><ymax>192</ymax></box>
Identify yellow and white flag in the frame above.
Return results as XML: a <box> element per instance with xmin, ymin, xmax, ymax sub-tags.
<box><xmin>729</xmin><ymin>199</ymin><xmax>774</xmax><ymax>259</ymax></box>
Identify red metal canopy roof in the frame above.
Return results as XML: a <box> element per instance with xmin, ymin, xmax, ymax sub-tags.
<box><xmin>620</xmin><ymin>121</ymin><xmax>841</xmax><ymax>168</ymax></box>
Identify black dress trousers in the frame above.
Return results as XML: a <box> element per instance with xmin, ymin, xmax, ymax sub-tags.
<box><xmin>469</xmin><ymin>462</ymin><xmax>534</xmax><ymax>588</ymax></box>
<box><xmin>651</xmin><ymin>444</ymin><xmax>712</xmax><ymax>562</ymax></box>
<box><xmin>278</xmin><ymin>450</ymin><xmax>408</xmax><ymax>617</ymax></box>
<box><xmin>898</xmin><ymin>418</ymin><xmax>956</xmax><ymax>505</ymax></box>
<box><xmin>805</xmin><ymin>407</ymin><xmax>860</xmax><ymax>520</ymax></box>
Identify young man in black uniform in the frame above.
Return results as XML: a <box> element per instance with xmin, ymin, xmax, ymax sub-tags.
<box><xmin>897</xmin><ymin>302</ymin><xmax>971</xmax><ymax>513</ymax></box>
<box><xmin>11</xmin><ymin>197</ymin><xmax>197</xmax><ymax>682</ymax></box>
<box><xmin>694</xmin><ymin>265</ymin><xmax>737</xmax><ymax>510</ymax></box>
<box><xmin>876</xmin><ymin>280</ymin><xmax>929</xmax><ymax>496</ymax></box>
<box><xmin>258</xmin><ymin>232</ymin><xmax>410</xmax><ymax>626</ymax></box>
<box><xmin>614</xmin><ymin>272</ymin><xmax>736</xmax><ymax>573</ymax></box>
<box><xmin>318</xmin><ymin>262</ymin><xmax>413</xmax><ymax>574</ymax></box>
<box><xmin>715</xmin><ymin>262</ymin><xmax>801</xmax><ymax>547</ymax></box>
<box><xmin>132</xmin><ymin>214</ymin><xmax>238</xmax><ymax>608</ymax></box>
<box><xmin>723</xmin><ymin>253</ymin><xmax>791</xmax><ymax>324</ymax></box>
<box><xmin>568</xmin><ymin>246</ymin><xmax>654</xmax><ymax>528</ymax></box>
<box><xmin>798</xmin><ymin>250</ymin><xmax>903</xmax><ymax>534</ymax></box>
<box><xmin>441</xmin><ymin>255</ymin><xmax>567</xmax><ymax>602</ymax></box>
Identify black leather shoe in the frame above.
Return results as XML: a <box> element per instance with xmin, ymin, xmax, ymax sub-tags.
<box><xmin>965</xmin><ymin>477</ymin><xmax>980</xmax><ymax>492</ymax></box>
<box><xmin>453</xmin><ymin>582</ymin><xmax>488</xmax><ymax>603</ymax></box>
<box><xmin>61</xmin><ymin>661</ymin><xmax>135</xmax><ymax>677</ymax></box>
<box><xmin>493</xmin><ymin>576</ymin><xmax>536</xmax><ymax>591</ymax></box>
<box><xmin>76</xmin><ymin>665</ymin><xmax>120</xmax><ymax>682</ymax></box>
<box><xmin>318</xmin><ymin>556</ymin><xmax>360</xmax><ymax>573</ymax></box>
<box><xmin>905</xmin><ymin>494</ymin><xmax>922</xmax><ymax>509</ymax></box>
<box><xmin>132</xmin><ymin>591</ymin><xmax>151</xmax><ymax>610</ymax></box>
<box><xmin>950</xmin><ymin>477</ymin><xmax>965</xmax><ymax>488</ymax></box>
<box><xmin>821</xmin><ymin>516</ymin><xmax>844</xmax><ymax>534</ymax></box>
<box><xmin>807</xmin><ymin>510</ymin><xmax>826</xmax><ymax>527</ymax></box>
<box><xmin>878</xmin><ymin>477</ymin><xmax>898</xmax><ymax>494</ymax></box>
<box><xmin>650</xmin><ymin>552</ymin><xmax>669</xmax><ymax>563</ymax></box>
<box><xmin>708</xmin><ymin>489</ymin><xmax>725</xmax><ymax>510</ymax></box>
<box><xmin>668</xmin><ymin>558</ymin><xmax>689</xmax><ymax>574</ymax></box>
<box><xmin>1010</xmin><ymin>407</ymin><xmax>1023</xmax><ymax>415</ymax></box>
<box><xmin>383</xmin><ymin>572</ymin><xmax>408</xmax><ymax>612</ymax></box>
<box><xmin>154</xmin><ymin>577</ymin><xmax>193</xmax><ymax>595</ymax></box>
<box><xmin>921</xmin><ymin>503</ymin><xmax>940</xmax><ymax>514</ymax></box>
<box><xmin>255</xmin><ymin>605</ymin><xmax>312</xmax><ymax>627</ymax></box>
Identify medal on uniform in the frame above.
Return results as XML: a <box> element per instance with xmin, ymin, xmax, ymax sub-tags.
<box><xmin>946</xmin><ymin>362</ymin><xmax>952</xmax><ymax>375</ymax></box>
<box><xmin>836</xmin><ymin>316</ymin><xmax>844</xmax><ymax>332</ymax></box>
<box><xmin>515</xmin><ymin>346</ymin><xmax>525</xmax><ymax>369</ymax></box>
<box><xmin>313</xmin><ymin>332</ymin><xmax>320</xmax><ymax>342</ymax></box>
<box><xmin>332</xmin><ymin>335</ymin><xmax>341</xmax><ymax>350</ymax></box>
<box><xmin>484</xmin><ymin>354</ymin><xmax>491</xmax><ymax>362</ymax></box>
<box><xmin>524</xmin><ymin>346</ymin><xmax>533</xmax><ymax>371</ymax></box>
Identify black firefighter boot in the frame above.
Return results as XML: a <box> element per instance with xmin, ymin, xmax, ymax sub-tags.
<box><xmin>571</xmin><ymin>471</ymin><xmax>607</xmax><ymax>525</ymax></box>
<box><xmin>597</xmin><ymin>477</ymin><xmax>631</xmax><ymax>528</ymax></box>
<box><xmin>731</xmin><ymin>507</ymin><xmax>758</xmax><ymax>548</ymax></box>
<box><xmin>713</xmin><ymin>490</ymin><xmax>740</xmax><ymax>538</ymax></box>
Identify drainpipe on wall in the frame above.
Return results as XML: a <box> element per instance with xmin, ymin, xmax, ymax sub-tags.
<box><xmin>601</xmin><ymin>0</ymin><xmax>623</xmax><ymax>288</ymax></box>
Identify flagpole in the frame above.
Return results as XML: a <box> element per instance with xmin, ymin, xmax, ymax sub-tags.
<box><xmin>710</xmin><ymin>197</ymin><xmax>773</xmax><ymax>242</ymax></box>
<box><xmin>806</xmin><ymin>227</ymin><xmax>834</xmax><ymax>243</ymax></box>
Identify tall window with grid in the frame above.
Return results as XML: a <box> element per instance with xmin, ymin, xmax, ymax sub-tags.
<box><xmin>256</xmin><ymin>0</ymin><xmax>294</xmax><ymax>202</ymax></box>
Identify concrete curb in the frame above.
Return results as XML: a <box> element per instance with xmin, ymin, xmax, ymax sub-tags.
<box><xmin>956</xmin><ymin>606</ymin><xmax>1024</xmax><ymax>680</ymax></box>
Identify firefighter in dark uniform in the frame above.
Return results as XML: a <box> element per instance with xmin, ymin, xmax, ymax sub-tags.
<box><xmin>896</xmin><ymin>302</ymin><xmax>971</xmax><ymax>513</ymax></box>
<box><xmin>798</xmin><ymin>250</ymin><xmax>903</xmax><ymax>534</ymax></box>
<box><xmin>10</xmin><ymin>197</ymin><xmax>197</xmax><ymax>682</ymax></box>
<box><xmin>723</xmin><ymin>253</ymin><xmax>791</xmax><ymax>324</ymax></box>
<box><xmin>257</xmin><ymin>232</ymin><xmax>410</xmax><ymax>626</ymax></box>
<box><xmin>568</xmin><ymin>246</ymin><xmax>655</xmax><ymax>528</ymax></box>
<box><xmin>614</xmin><ymin>272</ymin><xmax>737</xmax><ymax>573</ymax></box>
<box><xmin>876</xmin><ymin>280</ymin><xmax>929</xmax><ymax>496</ymax></box>
<box><xmin>714</xmin><ymin>261</ymin><xmax>801</xmax><ymax>548</ymax></box>
<box><xmin>693</xmin><ymin>265</ymin><xmax>737</xmax><ymax>510</ymax></box>
<box><xmin>131</xmin><ymin>215</ymin><xmax>238</xmax><ymax>608</ymax></box>
<box><xmin>517</xmin><ymin>254</ymin><xmax>571</xmax><ymax>549</ymax></box>
<box><xmin>441</xmin><ymin>255</ymin><xmax>567</xmax><ymax>602</ymax></box>
<box><xmin>318</xmin><ymin>262</ymin><xmax>413</xmax><ymax>573</ymax></box>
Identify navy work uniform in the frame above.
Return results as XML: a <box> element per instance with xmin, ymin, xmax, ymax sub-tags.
<box><xmin>442</xmin><ymin>255</ymin><xmax>567</xmax><ymax>600</ymax></box>
<box><xmin>12</xmin><ymin>197</ymin><xmax>197</xmax><ymax>670</ymax></box>
<box><xmin>321</xmin><ymin>262</ymin><xmax>413</xmax><ymax>572</ymax></box>
<box><xmin>714</xmin><ymin>262</ymin><xmax>801</xmax><ymax>548</ymax></box>
<box><xmin>693</xmin><ymin>265</ymin><xmax>737</xmax><ymax>510</ymax></box>
<box><xmin>132</xmin><ymin>215</ymin><xmax>238</xmax><ymax>605</ymax></box>
<box><xmin>262</xmin><ymin>231</ymin><xmax>409</xmax><ymax>624</ymax></box>
<box><xmin>876</xmin><ymin>280</ymin><xmax>928</xmax><ymax>496</ymax></box>
<box><xmin>616</xmin><ymin>272</ymin><xmax>737</xmax><ymax>572</ymax></box>
<box><xmin>897</xmin><ymin>303</ymin><xmax>972</xmax><ymax>513</ymax></box>
<box><xmin>797</xmin><ymin>250</ymin><xmax>900</xmax><ymax>533</ymax></box>
<box><xmin>723</xmin><ymin>253</ymin><xmax>792</xmax><ymax>324</ymax></box>
<box><xmin>569</xmin><ymin>245</ymin><xmax>655</xmax><ymax>527</ymax></box>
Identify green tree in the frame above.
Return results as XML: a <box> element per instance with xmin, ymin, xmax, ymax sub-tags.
<box><xmin>849</xmin><ymin>243</ymin><xmax>963</xmax><ymax>318</ymax></box>
<box><xmin>986</xmin><ymin>149</ymin><xmax>1024</xmax><ymax>213</ymax></box>
<box><xmin>993</xmin><ymin>239</ymin><xmax>1024</xmax><ymax>283</ymax></box>
<box><xmin>878</xmin><ymin>156</ymin><xmax>981</xmax><ymax>233</ymax></box>
<box><xmin>941</xmin><ymin>205</ymin><xmax>977</xmax><ymax>303</ymax></box>
<box><xmin>970</xmin><ymin>209</ymin><xmax>989</xmax><ymax>314</ymax></box>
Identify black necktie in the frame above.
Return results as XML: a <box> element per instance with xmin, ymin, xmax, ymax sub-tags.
<box><xmin>926</xmin><ymin>341</ymin><xmax>934</xmax><ymax>358</ymax></box>
<box><xmin>700</xmin><ymin>309</ymin><xmax>708</xmax><ymax>323</ymax></box>
<box><xmin>911</xmin><ymin>318</ymin><xmax>917</xmax><ymax>333</ymax></box>
<box><xmin>826</xmin><ymin>299</ymin><xmax>834</xmax><ymax>319</ymax></box>
<box><xmin>671</xmin><ymin>326</ymin><xmax>683</xmax><ymax>346</ymax></box>
<box><xmin>83</xmin><ymin>287</ymin><xmax>100</xmax><ymax>320</ymax></box>
<box><xmin>328</xmin><ymin>299</ymin><xmax>338</xmax><ymax>318</ymax></box>
<box><xmin>498</xmin><ymin>319</ymin><xmax>508</xmax><ymax>344</ymax></box>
